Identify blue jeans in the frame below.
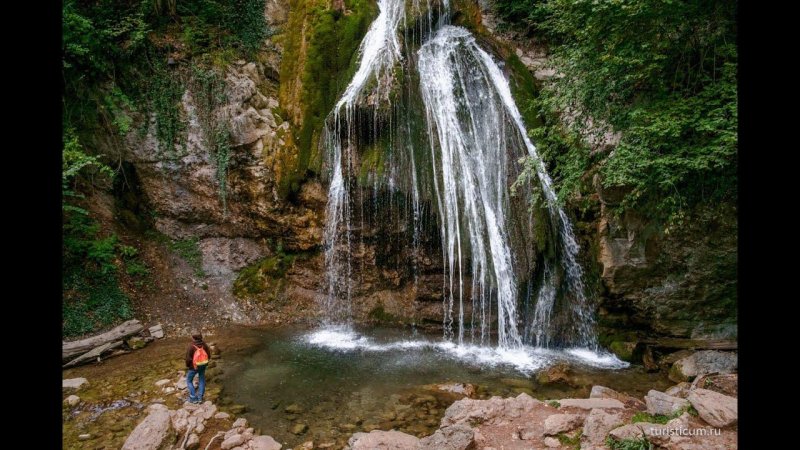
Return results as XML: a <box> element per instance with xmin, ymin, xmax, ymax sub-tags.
<box><xmin>187</xmin><ymin>365</ymin><xmax>207</xmax><ymax>402</ymax></box>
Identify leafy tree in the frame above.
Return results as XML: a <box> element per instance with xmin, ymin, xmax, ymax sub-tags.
<box><xmin>503</xmin><ymin>0</ymin><xmax>737</xmax><ymax>222</ymax></box>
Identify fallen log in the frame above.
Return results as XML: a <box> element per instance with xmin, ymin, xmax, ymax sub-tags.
<box><xmin>639</xmin><ymin>338</ymin><xmax>737</xmax><ymax>351</ymax></box>
<box><xmin>63</xmin><ymin>319</ymin><xmax>143</xmax><ymax>361</ymax></box>
<box><xmin>63</xmin><ymin>340</ymin><xmax>124</xmax><ymax>368</ymax></box>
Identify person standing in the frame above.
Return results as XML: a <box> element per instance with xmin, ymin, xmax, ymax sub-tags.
<box><xmin>185</xmin><ymin>332</ymin><xmax>212</xmax><ymax>404</ymax></box>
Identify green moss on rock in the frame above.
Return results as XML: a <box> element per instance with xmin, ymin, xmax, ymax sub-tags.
<box><xmin>277</xmin><ymin>0</ymin><xmax>378</xmax><ymax>198</ymax></box>
<box><xmin>233</xmin><ymin>253</ymin><xmax>297</xmax><ymax>299</ymax></box>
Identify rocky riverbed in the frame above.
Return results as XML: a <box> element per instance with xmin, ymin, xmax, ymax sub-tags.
<box><xmin>63</xmin><ymin>329</ymin><xmax>737</xmax><ymax>449</ymax></box>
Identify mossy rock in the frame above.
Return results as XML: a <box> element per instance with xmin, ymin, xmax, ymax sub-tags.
<box><xmin>233</xmin><ymin>253</ymin><xmax>297</xmax><ymax>298</ymax></box>
<box><xmin>608</xmin><ymin>341</ymin><xmax>638</xmax><ymax>362</ymax></box>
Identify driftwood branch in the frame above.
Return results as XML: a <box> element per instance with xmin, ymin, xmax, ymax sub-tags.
<box><xmin>63</xmin><ymin>340</ymin><xmax>124</xmax><ymax>368</ymax></box>
<box><xmin>63</xmin><ymin>319</ymin><xmax>143</xmax><ymax>360</ymax></box>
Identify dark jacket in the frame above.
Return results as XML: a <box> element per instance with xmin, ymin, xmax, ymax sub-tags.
<box><xmin>185</xmin><ymin>339</ymin><xmax>212</xmax><ymax>369</ymax></box>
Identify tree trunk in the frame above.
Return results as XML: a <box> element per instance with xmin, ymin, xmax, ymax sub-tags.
<box><xmin>62</xmin><ymin>319</ymin><xmax>143</xmax><ymax>360</ymax></box>
<box><xmin>63</xmin><ymin>340</ymin><xmax>124</xmax><ymax>368</ymax></box>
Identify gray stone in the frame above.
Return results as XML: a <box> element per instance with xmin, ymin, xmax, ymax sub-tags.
<box><xmin>582</xmin><ymin>409</ymin><xmax>626</xmax><ymax>445</ymax></box>
<box><xmin>186</xmin><ymin>433</ymin><xmax>200</xmax><ymax>450</ymax></box>
<box><xmin>232</xmin><ymin>417</ymin><xmax>248</xmax><ymax>429</ymax></box>
<box><xmin>687</xmin><ymin>388</ymin><xmax>737</xmax><ymax>428</ymax></box>
<box><xmin>215</xmin><ymin>412</ymin><xmax>231</xmax><ymax>420</ymax></box>
<box><xmin>121</xmin><ymin>407</ymin><xmax>172</xmax><ymax>450</ymax></box>
<box><xmin>608</xmin><ymin>424</ymin><xmax>647</xmax><ymax>442</ymax></box>
<box><xmin>62</xmin><ymin>378</ymin><xmax>88</xmax><ymax>391</ymax></box>
<box><xmin>543</xmin><ymin>437</ymin><xmax>561</xmax><ymax>448</ymax></box>
<box><xmin>249</xmin><ymin>435</ymin><xmax>282</xmax><ymax>450</ymax></box>
<box><xmin>419</xmin><ymin>424</ymin><xmax>474</xmax><ymax>450</ymax></box>
<box><xmin>557</xmin><ymin>398</ymin><xmax>624</xmax><ymax>409</ymax></box>
<box><xmin>284</xmin><ymin>404</ymin><xmax>304</xmax><ymax>414</ymax></box>
<box><xmin>291</xmin><ymin>423</ymin><xmax>308</xmax><ymax>435</ymax></box>
<box><xmin>149</xmin><ymin>324</ymin><xmax>165</xmax><ymax>339</ymax></box>
<box><xmin>78</xmin><ymin>434</ymin><xmax>91</xmax><ymax>441</ymax></box>
<box><xmin>154</xmin><ymin>379</ymin><xmax>171</xmax><ymax>388</ymax></box>
<box><xmin>347</xmin><ymin>430</ymin><xmax>420</xmax><ymax>450</ymax></box>
<box><xmin>645</xmin><ymin>390</ymin><xmax>690</xmax><ymax>415</ymax></box>
<box><xmin>589</xmin><ymin>385</ymin><xmax>646</xmax><ymax>409</ymax></box>
<box><xmin>436</xmin><ymin>383</ymin><xmax>476</xmax><ymax>398</ymax></box>
<box><xmin>670</xmin><ymin>351</ymin><xmax>737</xmax><ymax>382</ymax></box>
<box><xmin>176</xmin><ymin>378</ymin><xmax>188</xmax><ymax>390</ymax></box>
<box><xmin>64</xmin><ymin>395</ymin><xmax>81</xmax><ymax>406</ymax></box>
<box><xmin>544</xmin><ymin>414</ymin><xmax>583</xmax><ymax>435</ymax></box>
<box><xmin>221</xmin><ymin>434</ymin><xmax>245</xmax><ymax>450</ymax></box>
<box><xmin>665</xmin><ymin>382</ymin><xmax>692</xmax><ymax>399</ymax></box>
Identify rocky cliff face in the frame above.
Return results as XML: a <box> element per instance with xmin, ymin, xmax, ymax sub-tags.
<box><xmin>476</xmin><ymin>2</ymin><xmax>737</xmax><ymax>343</ymax></box>
<box><xmin>96</xmin><ymin>0</ymin><xmax>735</xmax><ymax>343</ymax></box>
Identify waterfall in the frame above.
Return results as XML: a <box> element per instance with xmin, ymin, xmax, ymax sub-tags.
<box><xmin>322</xmin><ymin>0</ymin><xmax>406</xmax><ymax>326</ymax></box>
<box><xmin>321</xmin><ymin>0</ymin><xmax>598</xmax><ymax>350</ymax></box>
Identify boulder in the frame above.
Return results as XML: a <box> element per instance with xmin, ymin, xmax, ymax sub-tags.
<box><xmin>589</xmin><ymin>385</ymin><xmax>646</xmax><ymax>410</ymax></box>
<box><xmin>693</xmin><ymin>373</ymin><xmax>738</xmax><ymax>398</ymax></box>
<box><xmin>186</xmin><ymin>433</ymin><xmax>200</xmax><ymax>450</ymax></box>
<box><xmin>149</xmin><ymin>324</ymin><xmax>165</xmax><ymax>339</ymax></box>
<box><xmin>544</xmin><ymin>414</ymin><xmax>583</xmax><ymax>435</ymax></box>
<box><xmin>687</xmin><ymin>388</ymin><xmax>737</xmax><ymax>428</ymax></box>
<box><xmin>543</xmin><ymin>436</ymin><xmax>561</xmax><ymax>448</ymax></box>
<box><xmin>557</xmin><ymin>398</ymin><xmax>624</xmax><ymax>410</ymax></box>
<box><xmin>644</xmin><ymin>390</ymin><xmax>690</xmax><ymax>415</ymax></box>
<box><xmin>215</xmin><ymin>412</ymin><xmax>231</xmax><ymax>420</ymax></box>
<box><xmin>284</xmin><ymin>404</ymin><xmax>304</xmax><ymax>414</ymax></box>
<box><xmin>155</xmin><ymin>379</ymin><xmax>171</xmax><ymax>388</ymax></box>
<box><xmin>249</xmin><ymin>435</ymin><xmax>282</xmax><ymax>450</ymax></box>
<box><xmin>347</xmin><ymin>430</ymin><xmax>420</xmax><ymax>450</ymax></box>
<box><xmin>418</xmin><ymin>424</ymin><xmax>474</xmax><ymax>450</ymax></box>
<box><xmin>581</xmin><ymin>409</ymin><xmax>625</xmax><ymax>445</ymax></box>
<box><xmin>221</xmin><ymin>434</ymin><xmax>245</xmax><ymax>450</ymax></box>
<box><xmin>126</xmin><ymin>336</ymin><xmax>147</xmax><ymax>350</ymax></box>
<box><xmin>665</xmin><ymin>382</ymin><xmax>692</xmax><ymax>399</ymax></box>
<box><xmin>121</xmin><ymin>406</ymin><xmax>172</xmax><ymax>450</ymax></box>
<box><xmin>608</xmin><ymin>424</ymin><xmax>647</xmax><ymax>442</ymax></box>
<box><xmin>64</xmin><ymin>395</ymin><xmax>81</xmax><ymax>406</ymax></box>
<box><xmin>669</xmin><ymin>351</ymin><xmax>737</xmax><ymax>382</ymax></box>
<box><xmin>436</xmin><ymin>383</ymin><xmax>476</xmax><ymax>398</ymax></box>
<box><xmin>232</xmin><ymin>417</ymin><xmax>248</xmax><ymax>429</ymax></box>
<box><xmin>441</xmin><ymin>393</ymin><xmax>544</xmax><ymax>426</ymax></box>
<box><xmin>176</xmin><ymin>378</ymin><xmax>188</xmax><ymax>390</ymax></box>
<box><xmin>63</xmin><ymin>378</ymin><xmax>88</xmax><ymax>391</ymax></box>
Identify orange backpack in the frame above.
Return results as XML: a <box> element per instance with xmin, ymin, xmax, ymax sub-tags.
<box><xmin>192</xmin><ymin>344</ymin><xmax>209</xmax><ymax>369</ymax></box>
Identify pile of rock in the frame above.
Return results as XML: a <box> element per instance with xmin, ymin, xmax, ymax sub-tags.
<box><xmin>121</xmin><ymin>400</ymin><xmax>281</xmax><ymax>450</ymax></box>
<box><xmin>346</xmin><ymin>376</ymin><xmax>738</xmax><ymax>450</ymax></box>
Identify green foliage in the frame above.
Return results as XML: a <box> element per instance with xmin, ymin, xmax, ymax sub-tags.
<box><xmin>233</xmin><ymin>250</ymin><xmax>298</xmax><ymax>298</ymax></box>
<box><xmin>502</xmin><ymin>0</ymin><xmax>737</xmax><ymax>222</ymax></box>
<box><xmin>169</xmin><ymin>237</ymin><xmax>206</xmax><ymax>277</ymax></box>
<box><xmin>606</xmin><ymin>436</ymin><xmax>652</xmax><ymax>450</ymax></box>
<box><xmin>190</xmin><ymin>65</ymin><xmax>232</xmax><ymax>211</ymax></box>
<box><xmin>62</xmin><ymin>212</ymin><xmax>134</xmax><ymax>337</ymax></box>
<box><xmin>631</xmin><ymin>403</ymin><xmax>695</xmax><ymax>425</ymax></box>
<box><xmin>556</xmin><ymin>430</ymin><xmax>582</xmax><ymax>449</ymax></box>
<box><xmin>279</xmin><ymin>0</ymin><xmax>377</xmax><ymax>196</ymax></box>
<box><xmin>228</xmin><ymin>0</ymin><xmax>270</xmax><ymax>51</ymax></box>
<box><xmin>63</xmin><ymin>0</ymin><xmax>269</xmax><ymax>155</ymax></box>
<box><xmin>149</xmin><ymin>67</ymin><xmax>187</xmax><ymax>156</ymax></box>
<box><xmin>547</xmin><ymin>400</ymin><xmax>561</xmax><ymax>408</ymax></box>
<box><xmin>63</xmin><ymin>129</ymin><xmax>114</xmax><ymax>205</ymax></box>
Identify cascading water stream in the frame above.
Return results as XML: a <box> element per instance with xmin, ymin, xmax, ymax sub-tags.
<box><xmin>322</xmin><ymin>0</ymin><xmax>406</xmax><ymax>326</ymax></box>
<box><xmin>321</xmin><ymin>0</ymin><xmax>600</xmax><ymax>354</ymax></box>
